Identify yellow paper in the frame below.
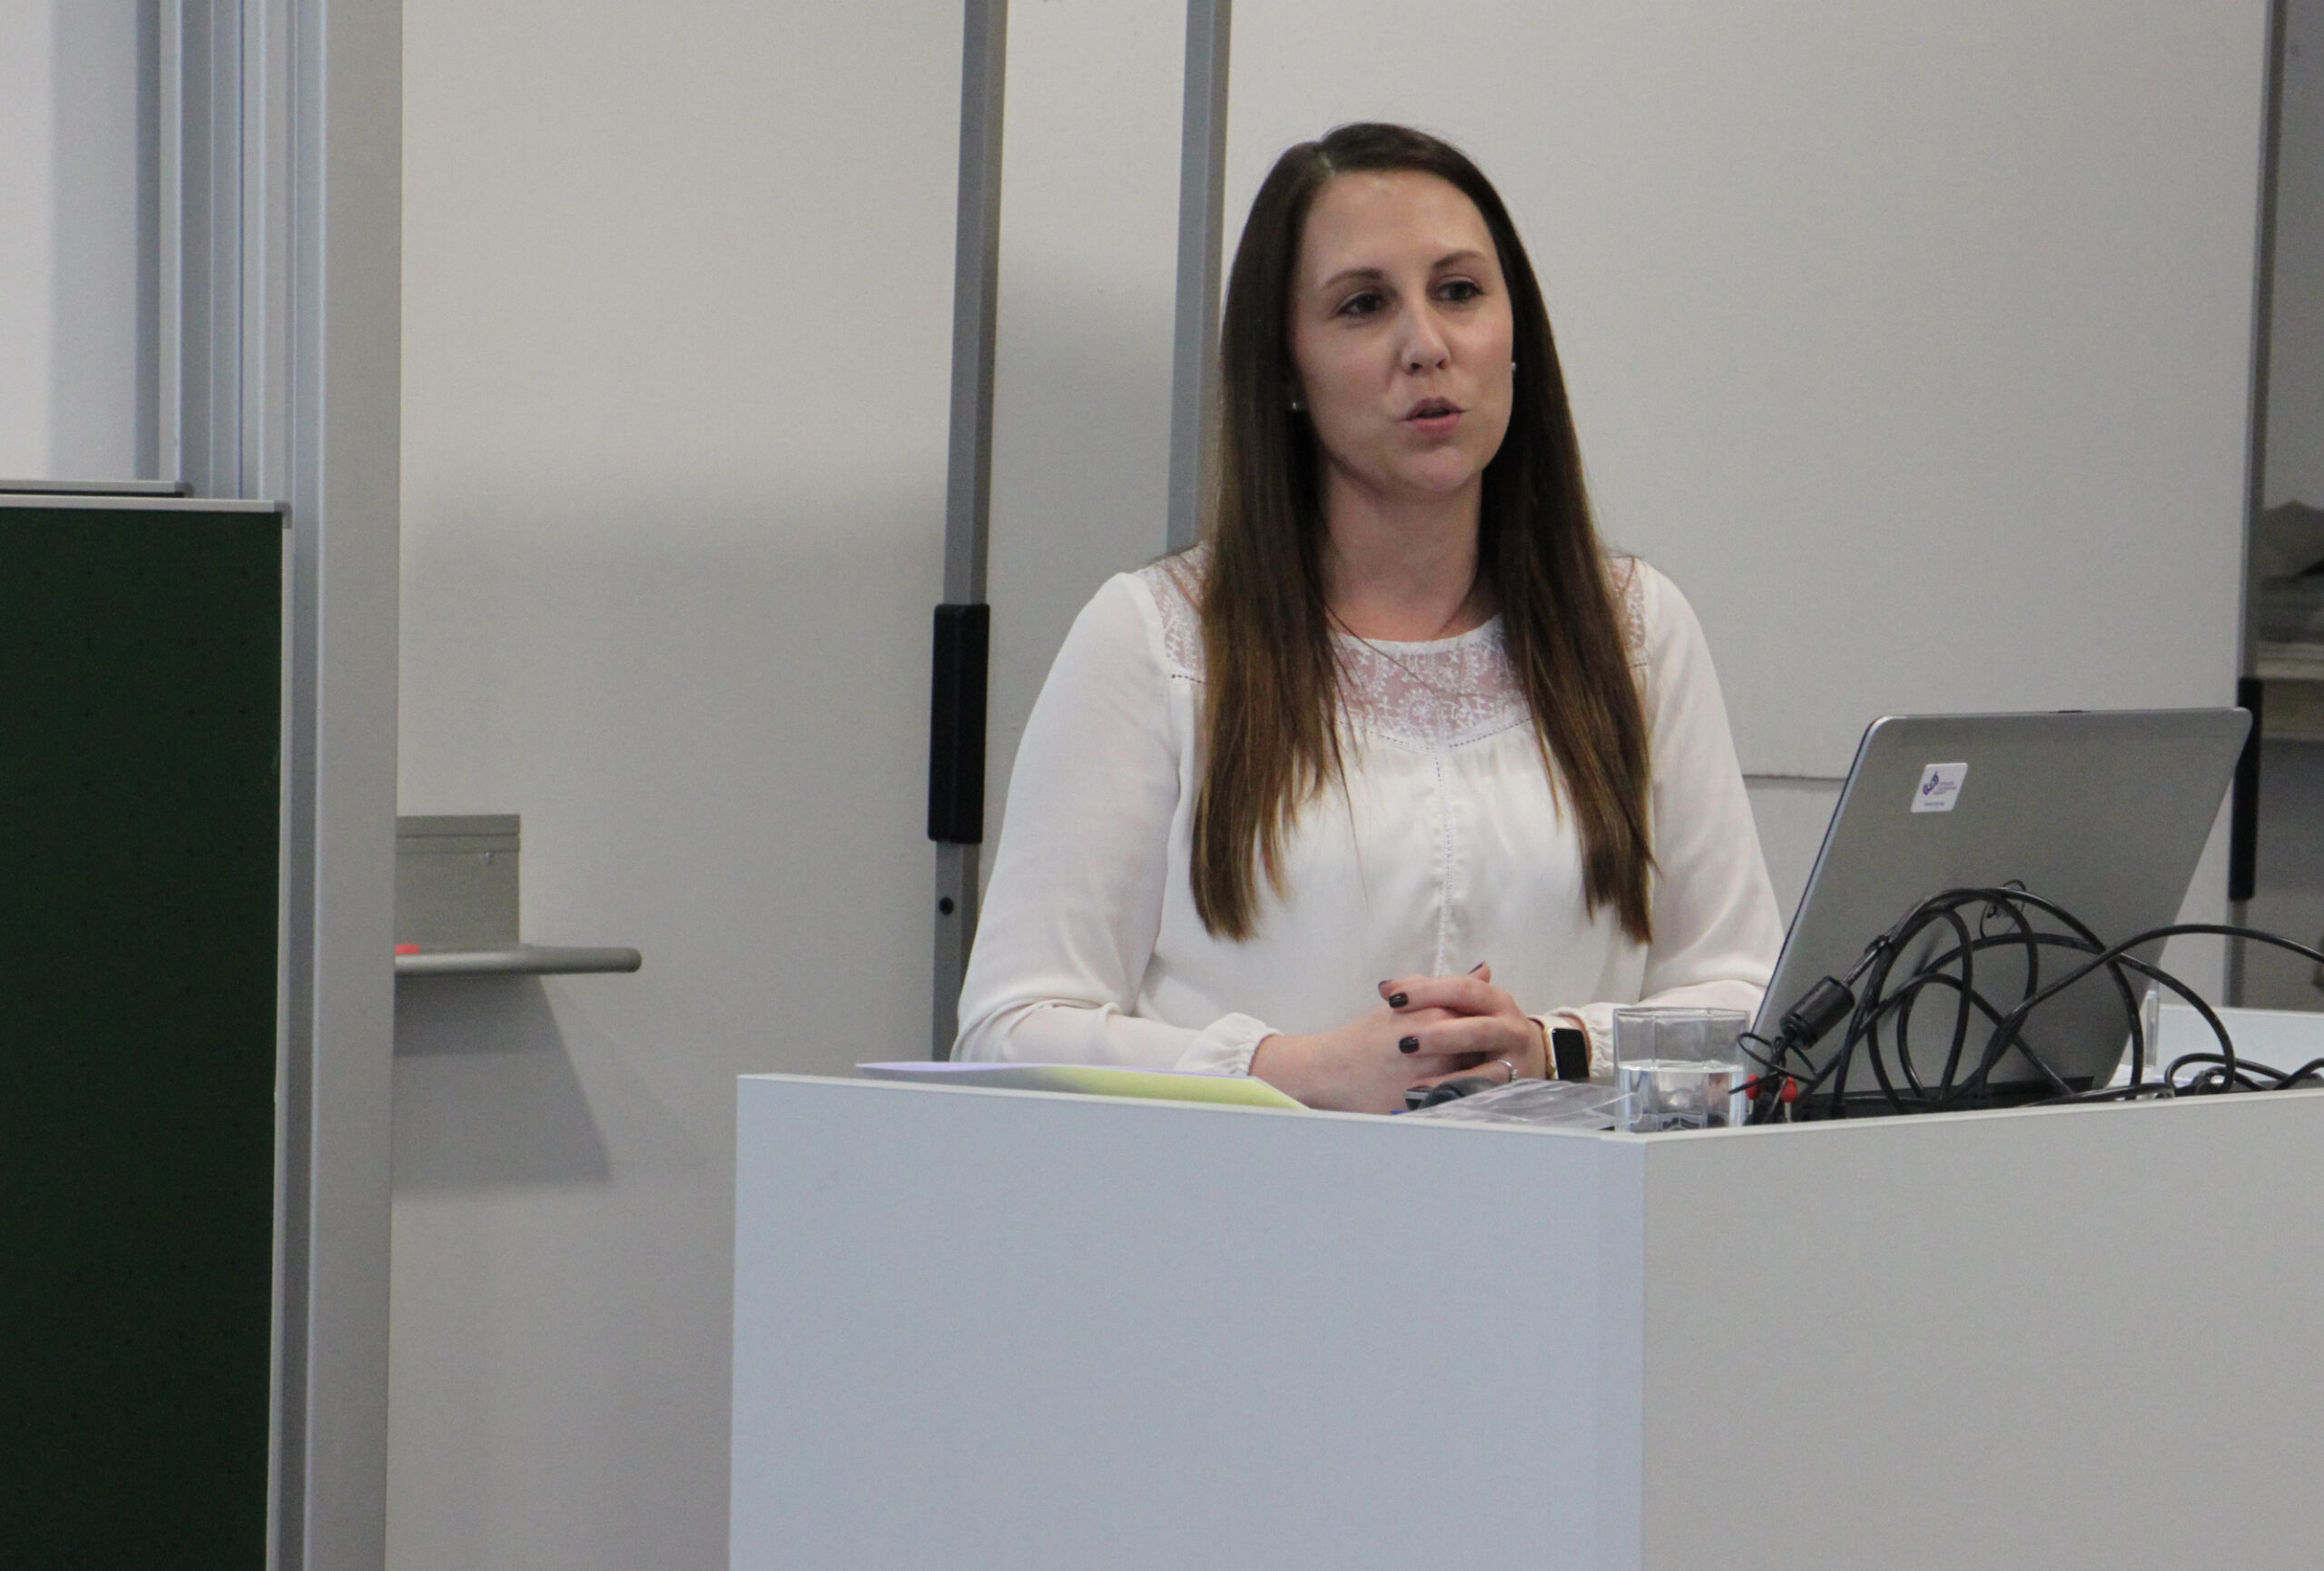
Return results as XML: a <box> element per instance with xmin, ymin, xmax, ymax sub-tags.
<box><xmin>855</xmin><ymin>1061</ymin><xmax>1305</xmax><ymax>1110</ymax></box>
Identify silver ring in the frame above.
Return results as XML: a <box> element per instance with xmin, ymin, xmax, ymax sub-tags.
<box><xmin>1493</xmin><ymin>1058</ymin><xmax>1518</xmax><ymax>1083</ymax></box>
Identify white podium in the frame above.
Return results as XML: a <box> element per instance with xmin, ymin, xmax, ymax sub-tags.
<box><xmin>731</xmin><ymin>1075</ymin><xmax>2324</xmax><ymax>1570</ymax></box>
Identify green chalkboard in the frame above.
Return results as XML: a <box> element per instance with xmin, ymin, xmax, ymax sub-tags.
<box><xmin>0</xmin><ymin>501</ymin><xmax>283</xmax><ymax>1566</ymax></box>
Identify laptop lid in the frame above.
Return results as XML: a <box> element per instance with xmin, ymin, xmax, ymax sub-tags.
<box><xmin>1754</xmin><ymin>709</ymin><xmax>2250</xmax><ymax>1101</ymax></box>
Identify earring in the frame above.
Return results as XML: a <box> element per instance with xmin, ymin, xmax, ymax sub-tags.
<box><xmin>1289</xmin><ymin>397</ymin><xmax>1305</xmax><ymax>412</ymax></box>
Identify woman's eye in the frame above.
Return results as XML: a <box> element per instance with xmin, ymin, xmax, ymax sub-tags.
<box><xmin>1438</xmin><ymin>279</ymin><xmax>1484</xmax><ymax>303</ymax></box>
<box><xmin>1335</xmin><ymin>291</ymin><xmax>1384</xmax><ymax>319</ymax></box>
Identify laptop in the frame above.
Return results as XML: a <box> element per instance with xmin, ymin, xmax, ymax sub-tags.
<box><xmin>1754</xmin><ymin>709</ymin><xmax>2250</xmax><ymax>1110</ymax></box>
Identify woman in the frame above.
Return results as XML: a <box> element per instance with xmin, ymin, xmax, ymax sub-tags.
<box><xmin>955</xmin><ymin>124</ymin><xmax>1781</xmax><ymax>1114</ymax></box>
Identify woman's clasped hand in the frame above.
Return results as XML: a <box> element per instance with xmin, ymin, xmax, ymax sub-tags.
<box><xmin>1248</xmin><ymin>963</ymin><xmax>1550</xmax><ymax>1114</ymax></box>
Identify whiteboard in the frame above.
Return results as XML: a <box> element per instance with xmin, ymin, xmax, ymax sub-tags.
<box><xmin>1224</xmin><ymin>0</ymin><xmax>2271</xmax><ymax>776</ymax></box>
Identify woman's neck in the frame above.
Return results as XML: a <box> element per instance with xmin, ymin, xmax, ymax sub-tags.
<box><xmin>1319</xmin><ymin>474</ymin><xmax>1491</xmax><ymax>642</ymax></box>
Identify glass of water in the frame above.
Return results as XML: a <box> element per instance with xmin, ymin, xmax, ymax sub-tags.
<box><xmin>1611</xmin><ymin>1007</ymin><xmax>1753</xmax><ymax>1131</ymax></box>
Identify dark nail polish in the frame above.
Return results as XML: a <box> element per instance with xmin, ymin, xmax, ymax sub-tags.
<box><xmin>1388</xmin><ymin>992</ymin><xmax>1408</xmax><ymax>1008</ymax></box>
<box><xmin>1469</xmin><ymin>961</ymin><xmax>1486</xmax><ymax>973</ymax></box>
<box><xmin>1399</xmin><ymin>1035</ymin><xmax>1421</xmax><ymax>1053</ymax></box>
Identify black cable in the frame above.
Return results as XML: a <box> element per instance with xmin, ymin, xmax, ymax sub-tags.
<box><xmin>1920</xmin><ymin>892</ymin><xmax>2134</xmax><ymax>1104</ymax></box>
<box><xmin>1783</xmin><ymin>892</ymin><xmax>2324</xmax><ymax>1119</ymax></box>
<box><xmin>1992</xmin><ymin>923</ymin><xmax>2324</xmax><ymax>1098</ymax></box>
<box><xmin>1884</xmin><ymin>904</ymin><xmax>1980</xmax><ymax>1104</ymax></box>
<box><xmin>1817</xmin><ymin>891</ymin><xmax>2087</xmax><ymax>1116</ymax></box>
<box><xmin>1882</xmin><ymin>930</ymin><xmax>2136</xmax><ymax>1103</ymax></box>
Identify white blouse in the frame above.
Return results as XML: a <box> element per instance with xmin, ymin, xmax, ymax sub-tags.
<box><xmin>953</xmin><ymin>552</ymin><xmax>1783</xmax><ymax>1078</ymax></box>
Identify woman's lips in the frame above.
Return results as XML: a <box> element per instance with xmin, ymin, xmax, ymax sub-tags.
<box><xmin>1404</xmin><ymin>399</ymin><xmax>1462</xmax><ymax>435</ymax></box>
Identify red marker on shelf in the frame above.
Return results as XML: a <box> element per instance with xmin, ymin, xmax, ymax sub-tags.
<box><xmin>395</xmin><ymin>944</ymin><xmax>421</xmax><ymax>955</ymax></box>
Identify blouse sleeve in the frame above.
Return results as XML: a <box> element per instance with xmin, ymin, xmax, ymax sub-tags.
<box><xmin>952</xmin><ymin>574</ymin><xmax>1278</xmax><ymax>1073</ymax></box>
<box><xmin>1550</xmin><ymin>566</ymin><xmax>1786</xmax><ymax>1075</ymax></box>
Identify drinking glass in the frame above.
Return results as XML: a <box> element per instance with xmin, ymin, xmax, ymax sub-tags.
<box><xmin>1610</xmin><ymin>1006</ymin><xmax>1752</xmax><ymax>1131</ymax></box>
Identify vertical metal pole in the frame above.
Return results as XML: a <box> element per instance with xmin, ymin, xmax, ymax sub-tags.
<box><xmin>176</xmin><ymin>0</ymin><xmax>243</xmax><ymax>499</ymax></box>
<box><xmin>156</xmin><ymin>2</ymin><xmax>183</xmax><ymax>484</ymax></box>
<box><xmin>242</xmin><ymin>0</ymin><xmax>290</xmax><ymax>502</ymax></box>
<box><xmin>932</xmin><ymin>0</ymin><xmax>1009</xmax><ymax>1057</ymax></box>
<box><xmin>172</xmin><ymin>2</ymin><xmax>400</xmax><ymax>1563</ymax></box>
<box><xmin>135</xmin><ymin>1</ymin><xmax>165</xmax><ymax>479</ymax></box>
<box><xmin>2229</xmin><ymin>0</ymin><xmax>2290</xmax><ymax>1006</ymax></box>
<box><xmin>169</xmin><ymin>0</ymin><xmax>401</xmax><ymax>1562</ymax></box>
<box><xmin>1167</xmin><ymin>0</ymin><xmax>1232</xmax><ymax>554</ymax></box>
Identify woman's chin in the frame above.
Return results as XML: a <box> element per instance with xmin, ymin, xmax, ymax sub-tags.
<box><xmin>1385</xmin><ymin>464</ymin><xmax>1488</xmax><ymax>506</ymax></box>
<box><xmin>1328</xmin><ymin>458</ymin><xmax>1487</xmax><ymax>512</ymax></box>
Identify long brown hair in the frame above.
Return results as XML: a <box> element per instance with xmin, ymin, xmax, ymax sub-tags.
<box><xmin>1190</xmin><ymin>123</ymin><xmax>1652</xmax><ymax>943</ymax></box>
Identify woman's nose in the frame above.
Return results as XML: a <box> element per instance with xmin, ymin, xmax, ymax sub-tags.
<box><xmin>1401</xmin><ymin>309</ymin><xmax>1451</xmax><ymax>372</ymax></box>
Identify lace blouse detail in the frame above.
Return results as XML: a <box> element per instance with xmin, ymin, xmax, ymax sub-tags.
<box><xmin>1611</xmin><ymin>556</ymin><xmax>1649</xmax><ymax>672</ymax></box>
<box><xmin>1329</xmin><ymin>622</ymin><xmax>1529</xmax><ymax>747</ymax></box>
<box><xmin>1145</xmin><ymin>554</ymin><xmax>1207</xmax><ymax>675</ymax></box>
<box><xmin>1137</xmin><ymin>549</ymin><xmax>1649</xmax><ymax>752</ymax></box>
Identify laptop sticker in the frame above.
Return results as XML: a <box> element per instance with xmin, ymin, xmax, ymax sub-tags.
<box><xmin>1913</xmin><ymin>762</ymin><xmax>1967</xmax><ymax>813</ymax></box>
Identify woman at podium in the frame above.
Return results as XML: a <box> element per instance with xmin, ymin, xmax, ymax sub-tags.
<box><xmin>955</xmin><ymin>124</ymin><xmax>1780</xmax><ymax>1114</ymax></box>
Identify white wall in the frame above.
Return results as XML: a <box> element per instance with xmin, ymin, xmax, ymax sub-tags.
<box><xmin>981</xmin><ymin>0</ymin><xmax>1187</xmax><ymax>858</ymax></box>
<box><xmin>390</xmin><ymin>3</ymin><xmax>960</xmax><ymax>1566</ymax></box>
<box><xmin>1746</xmin><ymin>777</ymin><xmax>1841</xmax><ymax>924</ymax></box>
<box><xmin>0</xmin><ymin>2</ymin><xmax>55</xmax><ymax>473</ymax></box>
<box><xmin>0</xmin><ymin>0</ymin><xmax>150</xmax><ymax>479</ymax></box>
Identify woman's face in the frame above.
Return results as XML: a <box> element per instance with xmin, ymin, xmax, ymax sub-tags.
<box><xmin>1287</xmin><ymin>171</ymin><xmax>1516</xmax><ymax>516</ymax></box>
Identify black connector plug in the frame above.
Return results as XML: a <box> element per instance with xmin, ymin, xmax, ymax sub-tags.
<box><xmin>1748</xmin><ymin>976</ymin><xmax>1858</xmax><ymax>1123</ymax></box>
<box><xmin>1782</xmin><ymin>977</ymin><xmax>1856</xmax><ymax>1051</ymax></box>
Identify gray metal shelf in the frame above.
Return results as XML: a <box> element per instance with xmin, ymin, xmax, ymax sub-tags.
<box><xmin>394</xmin><ymin>944</ymin><xmax>641</xmax><ymax>977</ymax></box>
<box><xmin>0</xmin><ymin>479</ymin><xmax>191</xmax><ymax>497</ymax></box>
